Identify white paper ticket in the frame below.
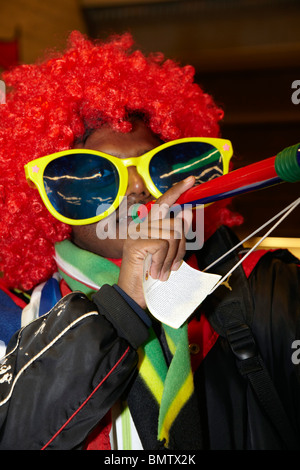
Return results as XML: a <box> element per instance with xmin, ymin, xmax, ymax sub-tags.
<box><xmin>142</xmin><ymin>254</ymin><xmax>221</xmax><ymax>329</ymax></box>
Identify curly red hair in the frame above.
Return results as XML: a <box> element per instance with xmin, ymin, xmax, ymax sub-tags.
<box><xmin>0</xmin><ymin>31</ymin><xmax>240</xmax><ymax>290</ymax></box>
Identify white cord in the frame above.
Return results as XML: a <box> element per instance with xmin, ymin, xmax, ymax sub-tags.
<box><xmin>206</xmin><ymin>197</ymin><xmax>300</xmax><ymax>295</ymax></box>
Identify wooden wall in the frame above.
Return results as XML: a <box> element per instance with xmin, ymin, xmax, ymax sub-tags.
<box><xmin>0</xmin><ymin>0</ymin><xmax>86</xmax><ymax>64</ymax></box>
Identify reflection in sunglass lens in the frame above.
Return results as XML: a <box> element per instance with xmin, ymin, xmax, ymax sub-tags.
<box><xmin>43</xmin><ymin>153</ymin><xmax>119</xmax><ymax>220</ymax></box>
<box><xmin>149</xmin><ymin>142</ymin><xmax>223</xmax><ymax>193</ymax></box>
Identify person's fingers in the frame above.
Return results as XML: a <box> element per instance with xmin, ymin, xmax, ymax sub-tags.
<box><xmin>118</xmin><ymin>237</ymin><xmax>171</xmax><ymax>307</ymax></box>
<box><xmin>151</xmin><ymin>231</ymin><xmax>181</xmax><ymax>281</ymax></box>
<box><xmin>148</xmin><ymin>204</ymin><xmax>192</xmax><ymax>275</ymax></box>
<box><xmin>118</xmin><ymin>177</ymin><xmax>196</xmax><ymax>307</ymax></box>
<box><xmin>146</xmin><ymin>238</ymin><xmax>172</xmax><ymax>280</ymax></box>
<box><xmin>170</xmin><ymin>205</ymin><xmax>193</xmax><ymax>271</ymax></box>
<box><xmin>155</xmin><ymin>176</ymin><xmax>195</xmax><ymax>208</ymax></box>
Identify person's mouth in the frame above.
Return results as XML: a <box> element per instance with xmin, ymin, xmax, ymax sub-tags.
<box><xmin>117</xmin><ymin>214</ymin><xmax>134</xmax><ymax>226</ymax></box>
<box><xmin>116</xmin><ymin>198</ymin><xmax>154</xmax><ymax>225</ymax></box>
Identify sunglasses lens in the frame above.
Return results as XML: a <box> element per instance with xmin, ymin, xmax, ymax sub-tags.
<box><xmin>43</xmin><ymin>153</ymin><xmax>119</xmax><ymax>220</ymax></box>
<box><xmin>149</xmin><ymin>142</ymin><xmax>223</xmax><ymax>193</ymax></box>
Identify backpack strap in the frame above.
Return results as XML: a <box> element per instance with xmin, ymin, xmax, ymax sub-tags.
<box><xmin>222</xmin><ymin>302</ymin><xmax>299</xmax><ymax>450</ymax></box>
<box><xmin>194</xmin><ymin>226</ymin><xmax>299</xmax><ymax>449</ymax></box>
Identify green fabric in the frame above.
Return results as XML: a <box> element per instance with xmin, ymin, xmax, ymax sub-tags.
<box><xmin>55</xmin><ymin>239</ymin><xmax>120</xmax><ymax>297</ymax></box>
<box><xmin>158</xmin><ymin>324</ymin><xmax>192</xmax><ymax>430</ymax></box>
<box><xmin>138</xmin><ymin>323</ymin><xmax>193</xmax><ymax>445</ymax></box>
<box><xmin>121</xmin><ymin>402</ymin><xmax>132</xmax><ymax>450</ymax></box>
<box><xmin>143</xmin><ymin>327</ymin><xmax>169</xmax><ymax>383</ymax></box>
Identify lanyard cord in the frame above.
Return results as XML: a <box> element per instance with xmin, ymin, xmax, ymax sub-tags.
<box><xmin>205</xmin><ymin>197</ymin><xmax>300</xmax><ymax>295</ymax></box>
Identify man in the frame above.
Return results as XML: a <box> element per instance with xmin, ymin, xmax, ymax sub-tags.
<box><xmin>0</xmin><ymin>31</ymin><xmax>299</xmax><ymax>450</ymax></box>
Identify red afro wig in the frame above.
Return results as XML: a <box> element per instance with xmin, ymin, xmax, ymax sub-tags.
<box><xmin>0</xmin><ymin>31</ymin><xmax>241</xmax><ymax>291</ymax></box>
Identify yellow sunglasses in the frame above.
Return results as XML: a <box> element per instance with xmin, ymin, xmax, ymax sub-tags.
<box><xmin>24</xmin><ymin>137</ymin><xmax>233</xmax><ymax>225</ymax></box>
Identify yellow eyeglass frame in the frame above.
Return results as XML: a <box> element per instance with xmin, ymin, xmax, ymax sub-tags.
<box><xmin>24</xmin><ymin>137</ymin><xmax>233</xmax><ymax>225</ymax></box>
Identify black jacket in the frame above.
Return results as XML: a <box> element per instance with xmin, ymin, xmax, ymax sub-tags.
<box><xmin>193</xmin><ymin>228</ymin><xmax>300</xmax><ymax>450</ymax></box>
<box><xmin>0</xmin><ymin>286</ymin><xmax>148</xmax><ymax>450</ymax></box>
<box><xmin>0</xmin><ymin>227</ymin><xmax>299</xmax><ymax>450</ymax></box>
<box><xmin>125</xmin><ymin>227</ymin><xmax>300</xmax><ymax>450</ymax></box>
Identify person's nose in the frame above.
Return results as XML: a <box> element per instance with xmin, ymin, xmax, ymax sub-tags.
<box><xmin>126</xmin><ymin>166</ymin><xmax>151</xmax><ymax>200</ymax></box>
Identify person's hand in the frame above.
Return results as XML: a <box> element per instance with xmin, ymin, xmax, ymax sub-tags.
<box><xmin>117</xmin><ymin>176</ymin><xmax>195</xmax><ymax>309</ymax></box>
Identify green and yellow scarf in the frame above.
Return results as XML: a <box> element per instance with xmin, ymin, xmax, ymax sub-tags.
<box><xmin>55</xmin><ymin>239</ymin><xmax>198</xmax><ymax>449</ymax></box>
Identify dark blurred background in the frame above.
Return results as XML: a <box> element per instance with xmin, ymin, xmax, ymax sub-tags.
<box><xmin>1</xmin><ymin>0</ymin><xmax>299</xmax><ymax>254</ymax></box>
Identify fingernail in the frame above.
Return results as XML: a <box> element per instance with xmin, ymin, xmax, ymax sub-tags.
<box><xmin>172</xmin><ymin>260</ymin><xmax>182</xmax><ymax>271</ymax></box>
<box><xmin>183</xmin><ymin>176</ymin><xmax>194</xmax><ymax>184</ymax></box>
<box><xmin>161</xmin><ymin>270</ymin><xmax>170</xmax><ymax>282</ymax></box>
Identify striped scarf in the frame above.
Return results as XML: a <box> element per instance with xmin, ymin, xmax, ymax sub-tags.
<box><xmin>137</xmin><ymin>325</ymin><xmax>195</xmax><ymax>447</ymax></box>
<box><xmin>55</xmin><ymin>239</ymin><xmax>197</xmax><ymax>449</ymax></box>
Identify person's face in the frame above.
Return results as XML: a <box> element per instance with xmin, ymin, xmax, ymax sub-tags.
<box><xmin>71</xmin><ymin>120</ymin><xmax>162</xmax><ymax>259</ymax></box>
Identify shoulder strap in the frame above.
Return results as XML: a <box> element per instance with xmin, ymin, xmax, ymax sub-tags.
<box><xmin>221</xmin><ymin>302</ymin><xmax>299</xmax><ymax>450</ymax></box>
<box><xmin>194</xmin><ymin>227</ymin><xmax>299</xmax><ymax>449</ymax></box>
